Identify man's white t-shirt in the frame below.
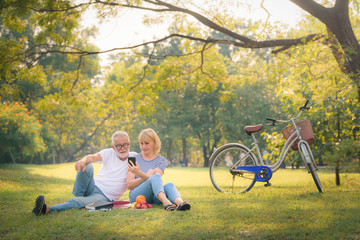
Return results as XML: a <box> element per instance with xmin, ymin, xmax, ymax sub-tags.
<box><xmin>94</xmin><ymin>148</ymin><xmax>136</xmax><ymax>201</ymax></box>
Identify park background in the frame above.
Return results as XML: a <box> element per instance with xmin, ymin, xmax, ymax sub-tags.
<box><xmin>1</xmin><ymin>0</ymin><xmax>359</xmax><ymax>179</ymax></box>
<box><xmin>1</xmin><ymin>0</ymin><xmax>360</xmax><ymax>239</ymax></box>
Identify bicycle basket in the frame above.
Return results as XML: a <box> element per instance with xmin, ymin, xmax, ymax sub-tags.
<box><xmin>281</xmin><ymin>119</ymin><xmax>314</xmax><ymax>151</ymax></box>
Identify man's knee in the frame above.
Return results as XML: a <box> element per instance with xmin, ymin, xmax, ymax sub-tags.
<box><xmin>75</xmin><ymin>163</ymin><xmax>94</xmax><ymax>180</ymax></box>
<box><xmin>84</xmin><ymin>163</ymin><xmax>93</xmax><ymax>172</ymax></box>
<box><xmin>69</xmin><ymin>197</ymin><xmax>86</xmax><ymax>209</ymax></box>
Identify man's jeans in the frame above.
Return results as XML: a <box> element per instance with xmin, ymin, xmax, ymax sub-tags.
<box><xmin>49</xmin><ymin>164</ymin><xmax>109</xmax><ymax>213</ymax></box>
<box><xmin>129</xmin><ymin>173</ymin><xmax>180</xmax><ymax>205</ymax></box>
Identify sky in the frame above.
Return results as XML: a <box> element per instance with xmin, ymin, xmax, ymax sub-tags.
<box><xmin>80</xmin><ymin>0</ymin><xmax>306</xmax><ymax>67</ymax></box>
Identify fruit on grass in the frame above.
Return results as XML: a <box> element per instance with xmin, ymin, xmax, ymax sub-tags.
<box><xmin>133</xmin><ymin>196</ymin><xmax>153</xmax><ymax>209</ymax></box>
<box><xmin>133</xmin><ymin>200</ymin><xmax>153</xmax><ymax>209</ymax></box>
<box><xmin>136</xmin><ymin>195</ymin><xmax>146</xmax><ymax>204</ymax></box>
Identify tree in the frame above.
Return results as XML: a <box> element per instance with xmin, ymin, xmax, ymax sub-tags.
<box><xmin>267</xmin><ymin>18</ymin><xmax>360</xmax><ymax>183</ymax></box>
<box><xmin>4</xmin><ymin>0</ymin><xmax>359</xmax><ymax>100</ymax></box>
<box><xmin>0</xmin><ymin>102</ymin><xmax>46</xmax><ymax>163</ymax></box>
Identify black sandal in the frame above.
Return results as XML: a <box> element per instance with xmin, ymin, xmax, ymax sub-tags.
<box><xmin>164</xmin><ymin>203</ymin><xmax>176</xmax><ymax>211</ymax></box>
<box><xmin>176</xmin><ymin>201</ymin><xmax>191</xmax><ymax>211</ymax></box>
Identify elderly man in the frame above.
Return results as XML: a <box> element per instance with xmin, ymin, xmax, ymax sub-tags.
<box><xmin>32</xmin><ymin>131</ymin><xmax>136</xmax><ymax>215</ymax></box>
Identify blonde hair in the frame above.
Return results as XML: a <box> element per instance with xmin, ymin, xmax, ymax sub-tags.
<box><xmin>139</xmin><ymin>128</ymin><xmax>161</xmax><ymax>154</ymax></box>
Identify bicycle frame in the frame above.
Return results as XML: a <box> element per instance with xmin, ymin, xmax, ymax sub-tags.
<box><xmin>234</xmin><ymin>110</ymin><xmax>311</xmax><ymax>173</ymax></box>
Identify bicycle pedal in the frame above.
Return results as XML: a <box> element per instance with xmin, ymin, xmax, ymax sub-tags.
<box><xmin>264</xmin><ymin>183</ymin><xmax>271</xmax><ymax>187</ymax></box>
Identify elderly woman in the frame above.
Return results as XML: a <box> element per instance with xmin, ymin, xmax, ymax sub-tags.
<box><xmin>126</xmin><ymin>128</ymin><xmax>191</xmax><ymax>211</ymax></box>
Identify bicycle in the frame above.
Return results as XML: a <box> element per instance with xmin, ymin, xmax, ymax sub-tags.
<box><xmin>209</xmin><ymin>100</ymin><xmax>324</xmax><ymax>194</ymax></box>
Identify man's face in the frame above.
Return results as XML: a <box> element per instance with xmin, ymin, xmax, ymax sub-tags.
<box><xmin>112</xmin><ymin>136</ymin><xmax>130</xmax><ymax>160</ymax></box>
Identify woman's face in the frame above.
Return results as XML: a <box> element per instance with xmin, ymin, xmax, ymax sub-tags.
<box><xmin>140</xmin><ymin>138</ymin><xmax>156</xmax><ymax>155</ymax></box>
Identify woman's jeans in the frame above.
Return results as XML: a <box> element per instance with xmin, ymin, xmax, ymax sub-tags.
<box><xmin>129</xmin><ymin>173</ymin><xmax>180</xmax><ymax>205</ymax></box>
<box><xmin>49</xmin><ymin>164</ymin><xmax>109</xmax><ymax>213</ymax></box>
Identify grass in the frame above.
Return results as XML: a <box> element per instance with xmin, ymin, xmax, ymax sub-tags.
<box><xmin>0</xmin><ymin>163</ymin><xmax>359</xmax><ymax>239</ymax></box>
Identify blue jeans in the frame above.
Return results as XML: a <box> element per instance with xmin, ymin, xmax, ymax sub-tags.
<box><xmin>129</xmin><ymin>173</ymin><xmax>180</xmax><ymax>205</ymax></box>
<box><xmin>49</xmin><ymin>164</ymin><xmax>109</xmax><ymax>213</ymax></box>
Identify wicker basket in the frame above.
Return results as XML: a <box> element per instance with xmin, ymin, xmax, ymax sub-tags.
<box><xmin>281</xmin><ymin>120</ymin><xmax>314</xmax><ymax>151</ymax></box>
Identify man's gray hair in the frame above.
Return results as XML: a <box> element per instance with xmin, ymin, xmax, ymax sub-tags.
<box><xmin>112</xmin><ymin>131</ymin><xmax>130</xmax><ymax>145</ymax></box>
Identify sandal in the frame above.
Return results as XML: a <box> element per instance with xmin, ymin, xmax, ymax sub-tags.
<box><xmin>176</xmin><ymin>201</ymin><xmax>191</xmax><ymax>211</ymax></box>
<box><xmin>32</xmin><ymin>195</ymin><xmax>47</xmax><ymax>216</ymax></box>
<box><xmin>164</xmin><ymin>203</ymin><xmax>176</xmax><ymax>211</ymax></box>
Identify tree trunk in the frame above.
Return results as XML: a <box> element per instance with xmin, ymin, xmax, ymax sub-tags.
<box><xmin>335</xmin><ymin>161</ymin><xmax>340</xmax><ymax>185</ymax></box>
<box><xmin>182</xmin><ymin>137</ymin><xmax>188</xmax><ymax>167</ymax></box>
<box><xmin>166</xmin><ymin>138</ymin><xmax>173</xmax><ymax>164</ymax></box>
<box><xmin>52</xmin><ymin>147</ymin><xmax>56</xmax><ymax>164</ymax></box>
<box><xmin>202</xmin><ymin>145</ymin><xmax>209</xmax><ymax>167</ymax></box>
<box><xmin>8</xmin><ymin>149</ymin><xmax>16</xmax><ymax>164</ymax></box>
<box><xmin>292</xmin><ymin>0</ymin><xmax>360</xmax><ymax>100</ymax></box>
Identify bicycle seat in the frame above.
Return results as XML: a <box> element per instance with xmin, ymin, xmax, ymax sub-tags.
<box><xmin>244</xmin><ymin>124</ymin><xmax>263</xmax><ymax>135</ymax></box>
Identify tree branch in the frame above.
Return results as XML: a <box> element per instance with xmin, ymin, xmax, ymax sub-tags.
<box><xmin>26</xmin><ymin>1</ymin><xmax>326</xmax><ymax>56</ymax></box>
<box><xmin>289</xmin><ymin>0</ymin><xmax>332</xmax><ymax>24</ymax></box>
<box><xmin>71</xmin><ymin>112</ymin><xmax>113</xmax><ymax>157</ymax></box>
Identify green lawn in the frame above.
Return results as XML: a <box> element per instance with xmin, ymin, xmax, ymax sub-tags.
<box><xmin>0</xmin><ymin>163</ymin><xmax>359</xmax><ymax>239</ymax></box>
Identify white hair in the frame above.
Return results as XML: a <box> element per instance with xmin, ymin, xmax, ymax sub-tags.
<box><xmin>111</xmin><ymin>131</ymin><xmax>130</xmax><ymax>145</ymax></box>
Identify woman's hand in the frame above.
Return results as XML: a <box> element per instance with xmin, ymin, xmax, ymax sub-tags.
<box><xmin>146</xmin><ymin>169</ymin><xmax>156</xmax><ymax>175</ymax></box>
<box><xmin>127</xmin><ymin>161</ymin><xmax>141</xmax><ymax>175</ymax></box>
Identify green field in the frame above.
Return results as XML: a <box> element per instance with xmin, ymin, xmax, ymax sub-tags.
<box><xmin>0</xmin><ymin>163</ymin><xmax>359</xmax><ymax>239</ymax></box>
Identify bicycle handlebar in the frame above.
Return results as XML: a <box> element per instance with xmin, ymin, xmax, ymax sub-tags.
<box><xmin>266</xmin><ymin>99</ymin><xmax>310</xmax><ymax>124</ymax></box>
<box><xmin>299</xmin><ymin>99</ymin><xmax>310</xmax><ymax>111</ymax></box>
<box><xmin>266</xmin><ymin>117</ymin><xmax>277</xmax><ymax>126</ymax></box>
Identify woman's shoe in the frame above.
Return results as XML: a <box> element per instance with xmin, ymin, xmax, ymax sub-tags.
<box><xmin>176</xmin><ymin>201</ymin><xmax>191</xmax><ymax>211</ymax></box>
<box><xmin>164</xmin><ymin>203</ymin><xmax>176</xmax><ymax>211</ymax></box>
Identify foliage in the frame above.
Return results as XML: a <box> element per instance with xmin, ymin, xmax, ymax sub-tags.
<box><xmin>323</xmin><ymin>139</ymin><xmax>360</xmax><ymax>173</ymax></box>
<box><xmin>1</xmin><ymin>3</ymin><xmax>102</xmax><ymax>163</ymax></box>
<box><xmin>263</xmin><ymin>16</ymin><xmax>360</xmax><ymax>172</ymax></box>
<box><xmin>0</xmin><ymin>102</ymin><xmax>46</xmax><ymax>163</ymax></box>
<box><xmin>0</xmin><ymin>0</ymin><xmax>359</xmax><ymax>174</ymax></box>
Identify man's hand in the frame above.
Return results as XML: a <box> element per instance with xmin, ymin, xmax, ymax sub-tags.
<box><xmin>75</xmin><ymin>159</ymin><xmax>86</xmax><ymax>172</ymax></box>
<box><xmin>74</xmin><ymin>153</ymin><xmax>101</xmax><ymax>172</ymax></box>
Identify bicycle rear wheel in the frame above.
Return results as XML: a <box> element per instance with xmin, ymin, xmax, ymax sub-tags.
<box><xmin>299</xmin><ymin>143</ymin><xmax>324</xmax><ymax>193</ymax></box>
<box><xmin>209</xmin><ymin>144</ymin><xmax>257</xmax><ymax>193</ymax></box>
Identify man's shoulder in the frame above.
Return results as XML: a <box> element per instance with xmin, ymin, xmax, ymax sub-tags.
<box><xmin>99</xmin><ymin>148</ymin><xmax>114</xmax><ymax>154</ymax></box>
<box><xmin>98</xmin><ymin>148</ymin><xmax>115</xmax><ymax>159</ymax></box>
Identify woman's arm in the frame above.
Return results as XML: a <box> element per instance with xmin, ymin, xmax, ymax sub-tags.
<box><xmin>154</xmin><ymin>168</ymin><xmax>164</xmax><ymax>175</ymax></box>
<box><xmin>126</xmin><ymin>162</ymin><xmax>157</xmax><ymax>190</ymax></box>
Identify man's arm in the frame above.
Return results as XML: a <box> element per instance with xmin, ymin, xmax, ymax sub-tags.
<box><xmin>75</xmin><ymin>153</ymin><xmax>102</xmax><ymax>172</ymax></box>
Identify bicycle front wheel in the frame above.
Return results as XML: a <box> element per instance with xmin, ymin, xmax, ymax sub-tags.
<box><xmin>307</xmin><ymin>161</ymin><xmax>324</xmax><ymax>193</ymax></box>
<box><xmin>299</xmin><ymin>143</ymin><xmax>324</xmax><ymax>193</ymax></box>
<box><xmin>209</xmin><ymin>144</ymin><xmax>257</xmax><ymax>193</ymax></box>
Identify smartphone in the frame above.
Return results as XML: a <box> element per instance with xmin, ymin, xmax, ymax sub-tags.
<box><xmin>128</xmin><ymin>157</ymin><xmax>136</xmax><ymax>166</ymax></box>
